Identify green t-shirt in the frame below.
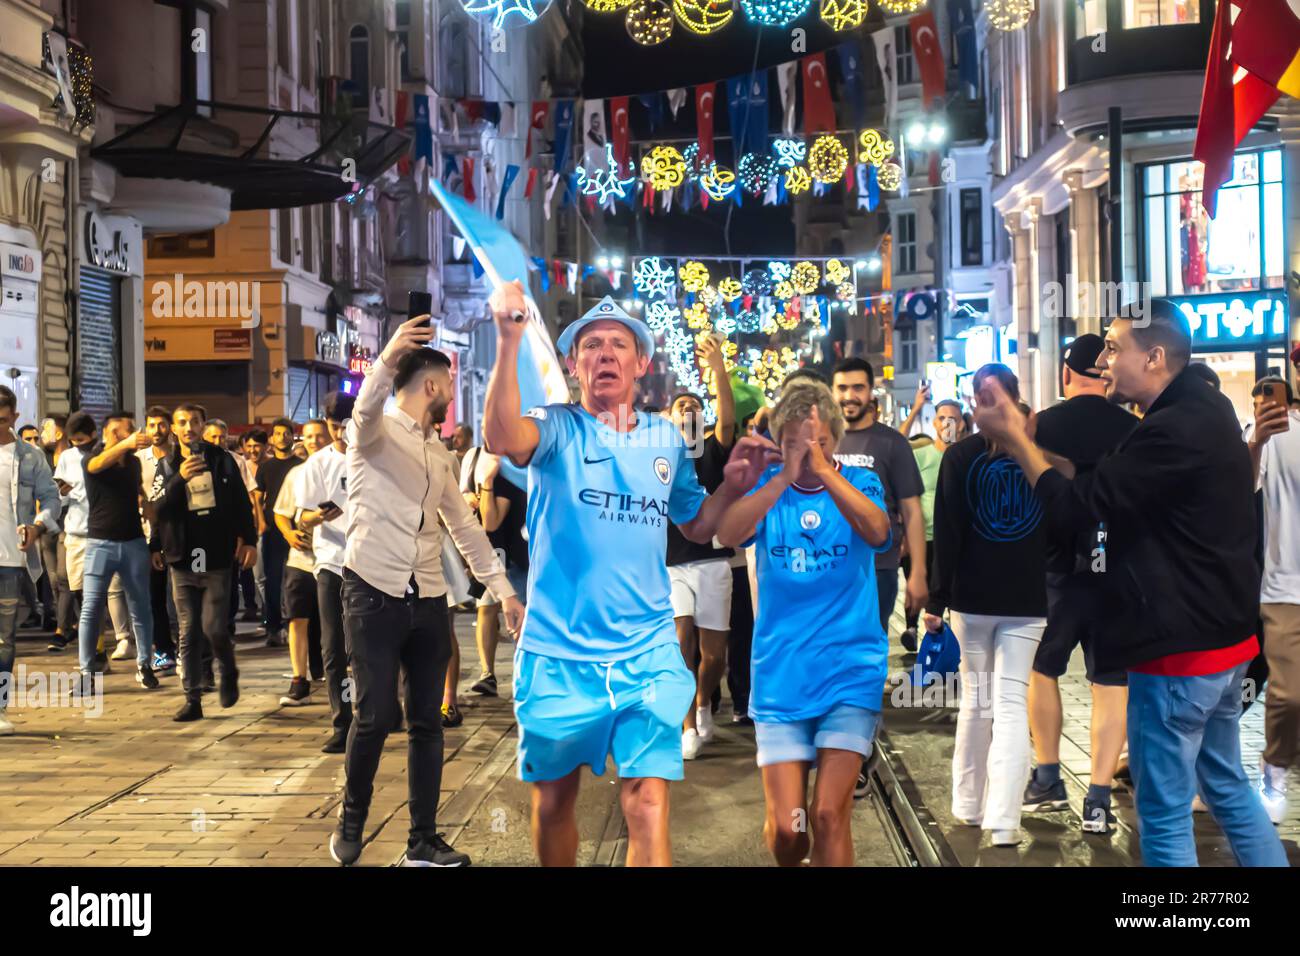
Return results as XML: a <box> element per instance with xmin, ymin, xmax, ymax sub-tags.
<box><xmin>912</xmin><ymin>443</ymin><xmax>943</xmax><ymax>542</ymax></box>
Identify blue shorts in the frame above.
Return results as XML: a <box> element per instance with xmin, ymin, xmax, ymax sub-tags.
<box><xmin>753</xmin><ymin>704</ymin><xmax>880</xmax><ymax>768</ymax></box>
<box><xmin>513</xmin><ymin>642</ymin><xmax>695</xmax><ymax>783</ymax></box>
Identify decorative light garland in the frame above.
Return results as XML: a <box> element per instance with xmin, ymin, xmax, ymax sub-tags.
<box><xmin>718</xmin><ymin>277</ymin><xmax>743</xmax><ymax>301</ymax></box>
<box><xmin>791</xmin><ymin>261</ymin><xmax>820</xmax><ymax>294</ymax></box>
<box><xmin>985</xmin><ymin>0</ymin><xmax>1034</xmax><ymax>30</ymax></box>
<box><xmin>459</xmin><ymin>0</ymin><xmax>554</xmax><ymax>29</ymax></box>
<box><xmin>742</xmin><ymin>268</ymin><xmax>774</xmax><ymax>297</ymax></box>
<box><xmin>768</xmin><ymin>260</ymin><xmax>792</xmax><ymax>283</ymax></box>
<box><xmin>584</xmin><ymin>0</ymin><xmax>633</xmax><ymax>9</ymax></box>
<box><xmin>738</xmin><ymin>0</ymin><xmax>810</xmax><ymax>26</ymax></box>
<box><xmin>773</xmin><ymin>280</ymin><xmax>795</xmax><ymax>301</ymax></box>
<box><xmin>808</xmin><ymin>135</ymin><xmax>849</xmax><ymax>185</ymax></box>
<box><xmin>641</xmin><ymin>144</ymin><xmax>687</xmax><ymax>190</ymax></box>
<box><xmin>577</xmin><ymin>143</ymin><xmax>636</xmax><ymax>202</ymax></box>
<box><xmin>736</xmin><ymin>308</ymin><xmax>762</xmax><ymax>334</ymax></box>
<box><xmin>875</xmin><ymin>0</ymin><xmax>925</xmax><ymax>12</ymax></box>
<box><xmin>645</xmin><ymin>300</ymin><xmax>682</xmax><ymax>333</ymax></box>
<box><xmin>679</xmin><ymin>260</ymin><xmax>711</xmax><ymax>291</ymax></box>
<box><xmin>684</xmin><ymin>301</ymin><xmax>712</xmax><ymax>329</ymax></box>
<box><xmin>876</xmin><ymin>161</ymin><xmax>903</xmax><ymax>191</ymax></box>
<box><xmin>698</xmin><ymin>284</ymin><xmax>720</xmax><ymax>307</ymax></box>
<box><xmin>626</xmin><ymin>0</ymin><xmax>674</xmax><ymax>44</ymax></box>
<box><xmin>738</xmin><ymin>153</ymin><xmax>777</xmax><ymax>195</ymax></box>
<box><xmin>784</xmin><ymin>166</ymin><xmax>811</xmax><ymax>194</ymax></box>
<box><xmin>857</xmin><ymin>128</ymin><xmax>895</xmax><ymax>166</ymax></box>
<box><xmin>818</xmin><ymin>0</ymin><xmax>866</xmax><ymax>30</ymax></box>
<box><xmin>634</xmin><ymin>257</ymin><xmax>678</xmax><ymax>298</ymax></box>
<box><xmin>824</xmin><ymin>258</ymin><xmax>850</xmax><ymax>284</ymax></box>
<box><xmin>836</xmin><ymin>281</ymin><xmax>856</xmax><ymax>301</ymax></box>
<box><xmin>672</xmin><ymin>0</ymin><xmax>735</xmax><ymax>33</ymax></box>
<box><xmin>773</xmin><ymin>137</ymin><xmax>807</xmax><ymax>168</ymax></box>
<box><xmin>699</xmin><ymin>163</ymin><xmax>737</xmax><ymax>200</ymax></box>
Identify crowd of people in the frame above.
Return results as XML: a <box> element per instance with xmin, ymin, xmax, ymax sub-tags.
<box><xmin>0</xmin><ymin>290</ymin><xmax>1296</xmax><ymax>870</ymax></box>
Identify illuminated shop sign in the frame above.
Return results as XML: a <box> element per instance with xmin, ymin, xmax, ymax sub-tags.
<box><xmin>1166</xmin><ymin>291</ymin><xmax>1287</xmax><ymax>349</ymax></box>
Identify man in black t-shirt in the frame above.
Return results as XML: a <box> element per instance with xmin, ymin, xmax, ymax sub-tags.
<box><xmin>1022</xmin><ymin>334</ymin><xmax>1138</xmax><ymax>833</ymax></box>
<box><xmin>76</xmin><ymin>411</ymin><xmax>160</xmax><ymax>689</ymax></box>
<box><xmin>667</xmin><ymin>336</ymin><xmax>737</xmax><ymax>760</ymax></box>
<box><xmin>254</xmin><ymin>418</ymin><xmax>300</xmax><ymax>646</ymax></box>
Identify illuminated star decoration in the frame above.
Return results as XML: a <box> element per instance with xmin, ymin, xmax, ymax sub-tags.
<box><xmin>739</xmin><ymin>0</ymin><xmax>811</xmax><ymax>27</ymax></box>
<box><xmin>773</xmin><ymin>137</ymin><xmax>807</xmax><ymax>168</ymax></box>
<box><xmin>577</xmin><ymin>143</ymin><xmax>636</xmax><ymax>203</ymax></box>
<box><xmin>818</xmin><ymin>0</ymin><xmax>865</xmax><ymax>30</ymax></box>
<box><xmin>808</xmin><ymin>134</ymin><xmax>849</xmax><ymax>184</ymax></box>
<box><xmin>700</xmin><ymin>163</ymin><xmax>737</xmax><ymax>200</ymax></box>
<box><xmin>634</xmin><ymin>256</ymin><xmax>678</xmax><ymax>299</ymax></box>
<box><xmin>784</xmin><ymin>165</ymin><xmax>811</xmax><ymax>194</ymax></box>
<box><xmin>460</xmin><ymin>0</ymin><xmax>554</xmax><ymax>29</ymax></box>
<box><xmin>641</xmin><ymin>145</ymin><xmax>687</xmax><ymax>191</ymax></box>
<box><xmin>768</xmin><ymin>260</ymin><xmax>792</xmax><ymax>283</ymax></box>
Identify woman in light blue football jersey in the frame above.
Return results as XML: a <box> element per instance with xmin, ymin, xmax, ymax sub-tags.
<box><xmin>718</xmin><ymin>381</ymin><xmax>893</xmax><ymax>866</ymax></box>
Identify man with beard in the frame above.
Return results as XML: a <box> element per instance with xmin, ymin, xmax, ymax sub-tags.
<box><xmin>329</xmin><ymin>316</ymin><xmax>522</xmax><ymax>868</ymax></box>
<box><xmin>254</xmin><ymin>419</ymin><xmax>299</xmax><ymax>648</ymax></box>
<box><xmin>138</xmin><ymin>407</ymin><xmax>179</xmax><ymax>674</ymax></box>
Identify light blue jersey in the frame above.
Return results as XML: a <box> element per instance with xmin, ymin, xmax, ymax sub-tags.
<box><xmin>746</xmin><ymin>463</ymin><xmax>892</xmax><ymax>722</ymax></box>
<box><xmin>521</xmin><ymin>404</ymin><xmax>708</xmax><ymax>661</ymax></box>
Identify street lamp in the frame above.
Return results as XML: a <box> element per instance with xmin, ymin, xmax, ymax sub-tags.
<box><xmin>610</xmin><ymin>255</ymin><xmax>624</xmax><ymax>269</ymax></box>
<box><xmin>906</xmin><ymin>122</ymin><xmax>927</xmax><ymax>147</ymax></box>
<box><xmin>596</xmin><ymin>255</ymin><xmax>609</xmax><ymax>269</ymax></box>
<box><xmin>927</xmin><ymin>122</ymin><xmax>947</xmax><ymax>145</ymax></box>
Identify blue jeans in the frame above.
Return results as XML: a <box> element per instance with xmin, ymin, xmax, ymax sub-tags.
<box><xmin>876</xmin><ymin>568</ymin><xmax>899</xmax><ymax>636</ymax></box>
<box><xmin>0</xmin><ymin>567</ymin><xmax>21</xmax><ymax>709</ymax></box>
<box><xmin>1128</xmin><ymin>662</ymin><xmax>1289</xmax><ymax>867</ymax></box>
<box><xmin>77</xmin><ymin>538</ymin><xmax>154</xmax><ymax>673</ymax></box>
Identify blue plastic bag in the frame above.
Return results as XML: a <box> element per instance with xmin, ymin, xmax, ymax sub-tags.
<box><xmin>911</xmin><ymin>621</ymin><xmax>961</xmax><ymax>688</ymax></box>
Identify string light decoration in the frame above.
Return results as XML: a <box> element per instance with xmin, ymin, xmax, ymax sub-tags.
<box><xmin>773</xmin><ymin>137</ymin><xmax>807</xmax><ymax>168</ymax></box>
<box><xmin>876</xmin><ymin>161</ymin><xmax>903</xmax><ymax>191</ymax></box>
<box><xmin>683</xmin><ymin>143</ymin><xmax>700</xmax><ymax>178</ymax></box>
<box><xmin>645</xmin><ymin>300</ymin><xmax>682</xmax><ymax>333</ymax></box>
<box><xmin>736</xmin><ymin>309</ymin><xmax>762</xmax><ymax>334</ymax></box>
<box><xmin>857</xmin><ymin>128</ymin><xmax>895</xmax><ymax>166</ymax></box>
<box><xmin>718</xmin><ymin>277</ymin><xmax>743</xmax><ymax>301</ymax></box>
<box><xmin>698</xmin><ymin>284</ymin><xmax>720</xmax><ymax>307</ymax></box>
<box><xmin>776</xmin><ymin>308</ymin><xmax>801</xmax><ymax>331</ymax></box>
<box><xmin>768</xmin><ymin>261</ymin><xmax>792</xmax><ymax>283</ymax></box>
<box><xmin>808</xmin><ymin>135</ymin><xmax>848</xmax><ymax>184</ymax></box>
<box><xmin>460</xmin><ymin>0</ymin><xmax>554</xmax><ymax>29</ymax></box>
<box><xmin>824</xmin><ymin>258</ymin><xmax>850</xmax><ymax>284</ymax></box>
<box><xmin>985</xmin><ymin>0</ymin><xmax>1034</xmax><ymax>30</ymax></box>
<box><xmin>584</xmin><ymin>0</ymin><xmax>633</xmax><ymax>8</ymax></box>
<box><xmin>684</xmin><ymin>301</ymin><xmax>712</xmax><ymax>329</ymax></box>
<box><xmin>672</xmin><ymin>0</ymin><xmax>735</xmax><ymax>33</ymax></box>
<box><xmin>791</xmin><ymin>261</ymin><xmax>820</xmax><ymax>295</ymax></box>
<box><xmin>626</xmin><ymin>0</ymin><xmax>674</xmax><ymax>44</ymax></box>
<box><xmin>700</xmin><ymin>163</ymin><xmax>737</xmax><ymax>200</ymax></box>
<box><xmin>818</xmin><ymin>0</ymin><xmax>866</xmax><ymax>30</ymax></box>
<box><xmin>876</xmin><ymin>0</ymin><xmax>925</xmax><ymax>12</ymax></box>
<box><xmin>784</xmin><ymin>165</ymin><xmax>811</xmax><ymax>194</ymax></box>
<box><xmin>773</xmin><ymin>280</ymin><xmax>795</xmax><ymax>301</ymax></box>
<box><xmin>577</xmin><ymin>143</ymin><xmax>636</xmax><ymax>202</ymax></box>
<box><xmin>714</xmin><ymin>313</ymin><xmax>738</xmax><ymax>335</ymax></box>
<box><xmin>836</xmin><ymin>281</ymin><xmax>856</xmax><ymax>301</ymax></box>
<box><xmin>739</xmin><ymin>0</ymin><xmax>810</xmax><ymax>27</ymax></box>
<box><xmin>679</xmin><ymin>260</ymin><xmax>711</xmax><ymax>292</ymax></box>
<box><xmin>634</xmin><ymin>257</ymin><xmax>678</xmax><ymax>299</ymax></box>
<box><xmin>742</xmin><ymin>268</ymin><xmax>774</xmax><ymax>297</ymax></box>
<box><xmin>641</xmin><ymin>145</ymin><xmax>687</xmax><ymax>190</ymax></box>
<box><xmin>738</xmin><ymin>153</ymin><xmax>777</xmax><ymax>195</ymax></box>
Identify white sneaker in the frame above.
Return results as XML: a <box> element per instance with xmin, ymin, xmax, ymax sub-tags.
<box><xmin>696</xmin><ymin>706</ymin><xmax>715</xmax><ymax>742</ymax></box>
<box><xmin>1258</xmin><ymin>757</ymin><xmax>1288</xmax><ymax>825</ymax></box>
<box><xmin>682</xmin><ymin>728</ymin><xmax>703</xmax><ymax>760</ymax></box>
<box><xmin>0</xmin><ymin>710</ymin><xmax>13</xmax><ymax>736</ymax></box>
<box><xmin>1192</xmin><ymin>794</ymin><xmax>1211</xmax><ymax>813</ymax></box>
<box><xmin>110</xmin><ymin>638</ymin><xmax>133</xmax><ymax>661</ymax></box>
<box><xmin>990</xmin><ymin>829</ymin><xmax>1021</xmax><ymax>846</ymax></box>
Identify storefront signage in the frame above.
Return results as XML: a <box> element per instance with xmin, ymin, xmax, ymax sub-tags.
<box><xmin>315</xmin><ymin>331</ymin><xmax>342</xmax><ymax>365</ymax></box>
<box><xmin>84</xmin><ymin>211</ymin><xmax>135</xmax><ymax>275</ymax></box>
<box><xmin>214</xmin><ymin>329</ymin><xmax>252</xmax><ymax>353</ymax></box>
<box><xmin>0</xmin><ymin>242</ymin><xmax>40</xmax><ymax>281</ymax></box>
<box><xmin>348</xmin><ymin>344</ymin><xmax>375</xmax><ymax>376</ymax></box>
<box><xmin>1167</xmin><ymin>291</ymin><xmax>1287</xmax><ymax>349</ymax></box>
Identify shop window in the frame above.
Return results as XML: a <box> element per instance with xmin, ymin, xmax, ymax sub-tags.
<box><xmin>899</xmin><ymin>325</ymin><xmax>918</xmax><ymax>372</ymax></box>
<box><xmin>1140</xmin><ymin>149</ymin><xmax>1283</xmax><ymax>297</ymax></box>
<box><xmin>349</xmin><ymin>25</ymin><xmax>369</xmax><ymax>94</ymax></box>
<box><xmin>1123</xmin><ymin>0</ymin><xmax>1198</xmax><ymax>27</ymax></box>
<box><xmin>397</xmin><ymin>0</ymin><xmax>413</xmax><ymax>83</ymax></box>
<box><xmin>895</xmin><ymin>26</ymin><xmax>914</xmax><ymax>86</ymax></box>
<box><xmin>960</xmin><ymin>188</ymin><xmax>983</xmax><ymax>267</ymax></box>
<box><xmin>896</xmin><ymin>212</ymin><xmax>917</xmax><ymax>275</ymax></box>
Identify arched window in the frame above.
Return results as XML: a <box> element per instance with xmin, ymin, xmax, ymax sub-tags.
<box><xmin>349</xmin><ymin>25</ymin><xmax>369</xmax><ymax>94</ymax></box>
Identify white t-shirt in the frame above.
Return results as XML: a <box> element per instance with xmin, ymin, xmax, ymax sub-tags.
<box><xmin>53</xmin><ymin>446</ymin><xmax>89</xmax><ymax>537</ymax></box>
<box><xmin>0</xmin><ymin>442</ymin><xmax>21</xmax><ymax>568</ymax></box>
<box><xmin>1257</xmin><ymin>409</ymin><xmax>1300</xmax><ymax>604</ymax></box>
<box><xmin>294</xmin><ymin>444</ymin><xmax>347</xmax><ymax>577</ymax></box>
<box><xmin>273</xmin><ymin>464</ymin><xmax>316</xmax><ymax>573</ymax></box>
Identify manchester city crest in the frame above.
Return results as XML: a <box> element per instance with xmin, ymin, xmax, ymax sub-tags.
<box><xmin>654</xmin><ymin>457</ymin><xmax>671</xmax><ymax>485</ymax></box>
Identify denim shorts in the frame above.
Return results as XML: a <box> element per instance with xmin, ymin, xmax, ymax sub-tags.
<box><xmin>754</xmin><ymin>703</ymin><xmax>880</xmax><ymax>767</ymax></box>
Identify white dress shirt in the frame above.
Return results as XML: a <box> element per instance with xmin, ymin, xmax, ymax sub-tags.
<box><xmin>53</xmin><ymin>447</ymin><xmax>89</xmax><ymax>538</ymax></box>
<box><xmin>295</xmin><ymin>443</ymin><xmax>348</xmax><ymax>578</ymax></box>
<box><xmin>343</xmin><ymin>356</ymin><xmax>513</xmax><ymax>600</ymax></box>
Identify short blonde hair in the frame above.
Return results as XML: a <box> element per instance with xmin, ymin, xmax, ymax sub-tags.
<box><xmin>770</xmin><ymin>379</ymin><xmax>845</xmax><ymax>445</ymax></box>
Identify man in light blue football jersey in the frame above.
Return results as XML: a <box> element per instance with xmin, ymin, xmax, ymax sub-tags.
<box><xmin>484</xmin><ymin>282</ymin><xmax>778</xmax><ymax>866</ymax></box>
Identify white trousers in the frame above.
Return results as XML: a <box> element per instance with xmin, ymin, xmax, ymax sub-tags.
<box><xmin>950</xmin><ymin>611</ymin><xmax>1047</xmax><ymax>831</ymax></box>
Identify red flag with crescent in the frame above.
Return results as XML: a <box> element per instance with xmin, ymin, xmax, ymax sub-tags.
<box><xmin>801</xmin><ymin>52</ymin><xmax>836</xmax><ymax>133</ymax></box>
<box><xmin>696</xmin><ymin>83</ymin><xmax>717</xmax><ymax>164</ymax></box>
<box><xmin>462</xmin><ymin>157</ymin><xmax>476</xmax><ymax>203</ymax></box>
<box><xmin>526</xmin><ymin>100</ymin><xmax>550</xmax><ymax>159</ymax></box>
<box><xmin>610</xmin><ymin>96</ymin><xmax>631</xmax><ymax>168</ymax></box>
<box><xmin>909</xmin><ymin>11</ymin><xmax>947</xmax><ymax>111</ymax></box>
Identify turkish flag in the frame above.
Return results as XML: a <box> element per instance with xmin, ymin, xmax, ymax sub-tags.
<box><xmin>909</xmin><ymin>11</ymin><xmax>947</xmax><ymax>111</ymax></box>
<box><xmin>462</xmin><ymin>156</ymin><xmax>476</xmax><ymax>203</ymax></box>
<box><xmin>696</xmin><ymin>83</ymin><xmax>717</xmax><ymax>164</ymax></box>
<box><xmin>1194</xmin><ymin>0</ymin><xmax>1280</xmax><ymax>216</ymax></box>
<box><xmin>1232</xmin><ymin>0</ymin><xmax>1300</xmax><ymax>96</ymax></box>
<box><xmin>526</xmin><ymin>100</ymin><xmax>550</xmax><ymax>158</ymax></box>
<box><xmin>524</xmin><ymin>167</ymin><xmax>539</xmax><ymax>199</ymax></box>
<box><xmin>801</xmin><ymin>53</ymin><xmax>836</xmax><ymax>133</ymax></box>
<box><xmin>610</xmin><ymin>96</ymin><xmax>631</xmax><ymax>168</ymax></box>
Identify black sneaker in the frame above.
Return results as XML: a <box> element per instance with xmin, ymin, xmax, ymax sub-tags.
<box><xmin>322</xmin><ymin>730</ymin><xmax>348</xmax><ymax>754</ymax></box>
<box><xmin>402</xmin><ymin>833</ymin><xmax>470</xmax><ymax>867</ymax></box>
<box><xmin>901</xmin><ymin>627</ymin><xmax>919</xmax><ymax>653</ymax></box>
<box><xmin>279</xmin><ymin>677</ymin><xmax>312</xmax><ymax>707</ymax></box>
<box><xmin>441</xmin><ymin>700</ymin><xmax>462</xmax><ymax>728</ymax></box>
<box><xmin>174</xmin><ymin>699</ymin><xmax>203</xmax><ymax>722</ymax></box>
<box><xmin>47</xmin><ymin>633</ymin><xmax>69</xmax><ymax>652</ymax></box>
<box><xmin>1081</xmin><ymin>796</ymin><xmax>1117</xmax><ymax>835</ymax></box>
<box><xmin>265</xmin><ymin>629</ymin><xmax>286</xmax><ymax>648</ymax></box>
<box><xmin>470</xmin><ymin>672</ymin><xmax>498</xmax><ymax>697</ymax></box>
<box><xmin>1022</xmin><ymin>775</ymin><xmax>1069</xmax><ymax>812</ymax></box>
<box><xmin>219</xmin><ymin>668</ymin><xmax>240</xmax><ymax>709</ymax></box>
<box><xmin>329</xmin><ymin>804</ymin><xmax>367</xmax><ymax>866</ymax></box>
<box><xmin>136</xmin><ymin>665</ymin><xmax>159</xmax><ymax>689</ymax></box>
<box><xmin>310</xmin><ymin>669</ymin><xmax>325</xmax><ymax>682</ymax></box>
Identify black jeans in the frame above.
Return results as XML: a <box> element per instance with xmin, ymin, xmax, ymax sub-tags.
<box><xmin>171</xmin><ymin>567</ymin><xmax>235</xmax><ymax>702</ymax></box>
<box><xmin>52</xmin><ymin>533</ymin><xmax>78</xmax><ymax>637</ymax></box>
<box><xmin>151</xmin><ymin>564</ymin><xmax>176</xmax><ymax>656</ymax></box>
<box><xmin>239</xmin><ymin>567</ymin><xmax>258</xmax><ymax>616</ymax></box>
<box><xmin>341</xmin><ymin>569</ymin><xmax>450</xmax><ymax>841</ymax></box>
<box><xmin>260</xmin><ymin>532</ymin><xmax>289</xmax><ymax>633</ymax></box>
<box><xmin>38</xmin><ymin>531</ymin><xmax>62</xmax><ymax>629</ymax></box>
<box><xmin>900</xmin><ymin>539</ymin><xmax>935</xmax><ymax>631</ymax></box>
<box><xmin>317</xmin><ymin>569</ymin><xmax>351</xmax><ymax>734</ymax></box>
<box><xmin>727</xmin><ymin>564</ymin><xmax>754</xmax><ymax>718</ymax></box>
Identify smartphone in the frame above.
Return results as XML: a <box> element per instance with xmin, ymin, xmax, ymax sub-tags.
<box><xmin>317</xmin><ymin>500</ymin><xmax>339</xmax><ymax>513</ymax></box>
<box><xmin>1262</xmin><ymin>382</ymin><xmax>1290</xmax><ymax>432</ymax></box>
<box><xmin>408</xmin><ymin>290</ymin><xmax>433</xmax><ymax>327</ymax></box>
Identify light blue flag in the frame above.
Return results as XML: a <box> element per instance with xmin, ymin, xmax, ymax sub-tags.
<box><xmin>429</xmin><ymin>179</ymin><xmax>569</xmax><ymax>489</ymax></box>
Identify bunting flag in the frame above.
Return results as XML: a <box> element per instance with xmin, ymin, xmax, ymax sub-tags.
<box><xmin>610</xmin><ymin>96</ymin><xmax>632</xmax><ymax>167</ymax></box>
<box><xmin>667</xmin><ymin>88</ymin><xmax>688</xmax><ymax>119</ymax></box>
<box><xmin>639</xmin><ymin>92</ymin><xmax>664</xmax><ymax>133</ymax></box>
<box><xmin>835</xmin><ymin>42</ymin><xmax>866</xmax><ymax>127</ymax></box>
<box><xmin>928</xmin><ymin>151</ymin><xmax>941</xmax><ymax>187</ymax></box>
<box><xmin>727</xmin><ymin>71</ymin><xmax>770</xmax><ymax>156</ymax></box>
<box><xmin>776</xmin><ymin>62</ymin><xmax>799</xmax><ymax>136</ymax></box>
<box><xmin>524</xmin><ymin>167</ymin><xmax>539</xmax><ymax>199</ymax></box>
<box><xmin>909</xmin><ymin>11</ymin><xmax>947</xmax><ymax>112</ymax></box>
<box><xmin>552</xmin><ymin>99</ymin><xmax>575</xmax><ymax>172</ymax></box>
<box><xmin>496</xmin><ymin>164</ymin><xmax>520</xmax><ymax>219</ymax></box>
<box><xmin>871</xmin><ymin>28</ymin><xmax>897</xmax><ymax>133</ymax></box>
<box><xmin>462</xmin><ymin>156</ymin><xmax>476</xmax><ymax>203</ymax></box>
<box><xmin>696</xmin><ymin>82</ymin><xmax>718</xmax><ymax>163</ymax></box>
<box><xmin>581</xmin><ymin>99</ymin><xmax>608</xmax><ymax>169</ymax></box>
<box><xmin>948</xmin><ymin>0</ymin><xmax>979</xmax><ymax>98</ymax></box>
<box><xmin>543</xmin><ymin>170</ymin><xmax>562</xmax><ymax>220</ymax></box>
<box><xmin>801</xmin><ymin>53</ymin><xmax>836</xmax><ymax>134</ymax></box>
<box><xmin>526</xmin><ymin>100</ymin><xmax>550</xmax><ymax>158</ymax></box>
<box><xmin>463</xmin><ymin>99</ymin><xmax>485</xmax><ymax>124</ymax></box>
<box><xmin>413</xmin><ymin>94</ymin><xmax>433</xmax><ymax>165</ymax></box>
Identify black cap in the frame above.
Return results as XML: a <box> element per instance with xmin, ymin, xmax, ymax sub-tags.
<box><xmin>1062</xmin><ymin>333</ymin><xmax>1104</xmax><ymax>379</ymax></box>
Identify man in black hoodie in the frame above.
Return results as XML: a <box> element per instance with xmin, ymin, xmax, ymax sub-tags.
<box><xmin>974</xmin><ymin>300</ymin><xmax>1286</xmax><ymax>867</ymax></box>
<box><xmin>152</xmin><ymin>403</ymin><xmax>258</xmax><ymax>721</ymax></box>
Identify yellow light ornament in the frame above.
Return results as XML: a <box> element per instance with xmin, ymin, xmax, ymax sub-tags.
<box><xmin>584</xmin><ymin>0</ymin><xmax>634</xmax><ymax>9</ymax></box>
<box><xmin>876</xmin><ymin>0</ymin><xmax>925</xmax><ymax>12</ymax></box>
<box><xmin>776</xmin><ymin>309</ymin><xmax>800</xmax><ymax>331</ymax></box>
<box><xmin>774</xmin><ymin>280</ymin><xmax>794</xmax><ymax>301</ymax></box>
<box><xmin>699</xmin><ymin>285</ymin><xmax>720</xmax><ymax>307</ymax></box>
<box><xmin>824</xmin><ymin>258</ymin><xmax>849</xmax><ymax>284</ymax></box>
<box><xmin>877</xmin><ymin>161</ymin><xmax>903</xmax><ymax>191</ymax></box>
<box><xmin>672</xmin><ymin>0</ymin><xmax>735</xmax><ymax>34</ymax></box>
<box><xmin>641</xmin><ymin>145</ymin><xmax>686</xmax><ymax>190</ymax></box>
<box><xmin>818</xmin><ymin>0</ymin><xmax>865</xmax><ymax>30</ymax></box>
<box><xmin>791</xmin><ymin>261</ymin><xmax>820</xmax><ymax>295</ymax></box>
<box><xmin>808</xmin><ymin>134</ymin><xmax>848</xmax><ymax>185</ymax></box>
<box><xmin>684</xmin><ymin>302</ymin><xmax>711</xmax><ymax>329</ymax></box>
<box><xmin>700</xmin><ymin>164</ymin><xmax>737</xmax><ymax>201</ymax></box>
<box><xmin>679</xmin><ymin>260</ymin><xmax>710</xmax><ymax>292</ymax></box>
<box><xmin>626</xmin><ymin>0</ymin><xmax>674</xmax><ymax>45</ymax></box>
<box><xmin>986</xmin><ymin>0</ymin><xmax>1034</xmax><ymax>30</ymax></box>
<box><xmin>718</xmin><ymin>277</ymin><xmax>743</xmax><ymax>301</ymax></box>
<box><xmin>857</xmin><ymin>128</ymin><xmax>895</xmax><ymax>166</ymax></box>
<box><xmin>837</xmin><ymin>281</ymin><xmax>855</xmax><ymax>301</ymax></box>
<box><xmin>784</xmin><ymin>165</ymin><xmax>811</xmax><ymax>194</ymax></box>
